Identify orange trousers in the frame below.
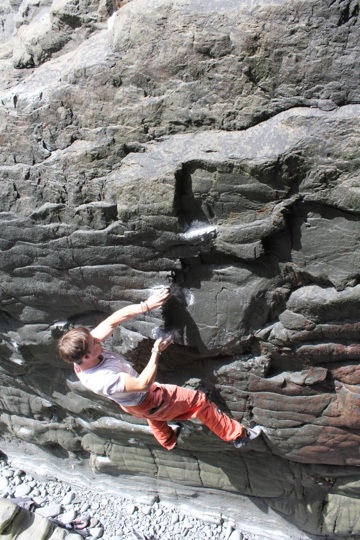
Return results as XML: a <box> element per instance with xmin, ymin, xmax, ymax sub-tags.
<box><xmin>122</xmin><ymin>382</ymin><xmax>246</xmax><ymax>450</ymax></box>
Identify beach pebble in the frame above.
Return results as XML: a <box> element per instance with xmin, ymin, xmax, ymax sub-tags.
<box><xmin>125</xmin><ymin>503</ymin><xmax>136</xmax><ymax>515</ymax></box>
<box><xmin>141</xmin><ymin>505</ymin><xmax>152</xmax><ymax>515</ymax></box>
<box><xmin>183</xmin><ymin>518</ymin><xmax>195</xmax><ymax>530</ymax></box>
<box><xmin>225</xmin><ymin>521</ymin><xmax>235</xmax><ymax>538</ymax></box>
<box><xmin>0</xmin><ymin>477</ymin><xmax>9</xmax><ymax>492</ymax></box>
<box><xmin>0</xmin><ymin>456</ymin><xmax>265</xmax><ymax>540</ymax></box>
<box><xmin>90</xmin><ymin>517</ymin><xmax>99</xmax><ymax>527</ymax></box>
<box><xmin>60</xmin><ymin>508</ymin><xmax>77</xmax><ymax>524</ymax></box>
<box><xmin>33</xmin><ymin>496</ymin><xmax>46</xmax><ymax>505</ymax></box>
<box><xmin>14</xmin><ymin>484</ymin><xmax>32</xmax><ymax>497</ymax></box>
<box><xmin>36</xmin><ymin>503</ymin><xmax>62</xmax><ymax>518</ymax></box>
<box><xmin>88</xmin><ymin>527</ymin><xmax>104</xmax><ymax>539</ymax></box>
<box><xmin>62</xmin><ymin>491</ymin><xmax>76</xmax><ymax>505</ymax></box>
<box><xmin>229</xmin><ymin>531</ymin><xmax>243</xmax><ymax>540</ymax></box>
<box><xmin>171</xmin><ymin>513</ymin><xmax>179</xmax><ymax>525</ymax></box>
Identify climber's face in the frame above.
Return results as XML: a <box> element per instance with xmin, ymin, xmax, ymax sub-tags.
<box><xmin>84</xmin><ymin>335</ymin><xmax>103</xmax><ymax>362</ymax></box>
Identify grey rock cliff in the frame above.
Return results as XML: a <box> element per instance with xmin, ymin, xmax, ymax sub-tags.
<box><xmin>1</xmin><ymin>0</ymin><xmax>360</xmax><ymax>538</ymax></box>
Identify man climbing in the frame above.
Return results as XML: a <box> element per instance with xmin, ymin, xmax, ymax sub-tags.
<box><xmin>58</xmin><ymin>288</ymin><xmax>262</xmax><ymax>450</ymax></box>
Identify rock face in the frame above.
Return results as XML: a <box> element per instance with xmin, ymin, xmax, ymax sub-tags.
<box><xmin>0</xmin><ymin>498</ymin><xmax>70</xmax><ymax>539</ymax></box>
<box><xmin>1</xmin><ymin>0</ymin><xmax>360</xmax><ymax>538</ymax></box>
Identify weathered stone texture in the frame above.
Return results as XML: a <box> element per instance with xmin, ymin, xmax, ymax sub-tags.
<box><xmin>1</xmin><ymin>0</ymin><xmax>360</xmax><ymax>539</ymax></box>
<box><xmin>0</xmin><ymin>497</ymin><xmax>69</xmax><ymax>539</ymax></box>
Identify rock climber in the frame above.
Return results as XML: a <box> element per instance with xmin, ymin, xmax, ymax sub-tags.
<box><xmin>58</xmin><ymin>288</ymin><xmax>262</xmax><ymax>450</ymax></box>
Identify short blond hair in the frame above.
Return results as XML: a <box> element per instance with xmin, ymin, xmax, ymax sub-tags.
<box><xmin>58</xmin><ymin>327</ymin><xmax>91</xmax><ymax>364</ymax></box>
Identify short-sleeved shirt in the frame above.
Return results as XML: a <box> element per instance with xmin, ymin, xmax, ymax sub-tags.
<box><xmin>74</xmin><ymin>350</ymin><xmax>145</xmax><ymax>407</ymax></box>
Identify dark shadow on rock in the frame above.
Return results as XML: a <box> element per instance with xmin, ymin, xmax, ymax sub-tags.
<box><xmin>0</xmin><ymin>309</ymin><xmax>22</xmax><ymax>332</ymax></box>
<box><xmin>173</xmin><ymin>162</ymin><xmax>217</xmax><ymax>230</ymax></box>
<box><xmin>161</xmin><ymin>282</ymin><xmax>209</xmax><ymax>354</ymax></box>
<box><xmin>182</xmin><ymin>377</ymin><xmax>235</xmax><ymax>417</ymax></box>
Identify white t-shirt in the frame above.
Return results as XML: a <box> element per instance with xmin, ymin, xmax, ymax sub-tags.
<box><xmin>74</xmin><ymin>350</ymin><xmax>146</xmax><ymax>407</ymax></box>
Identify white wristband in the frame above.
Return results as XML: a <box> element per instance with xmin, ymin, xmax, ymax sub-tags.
<box><xmin>151</xmin><ymin>348</ymin><xmax>161</xmax><ymax>354</ymax></box>
<box><xmin>141</xmin><ymin>301</ymin><xmax>149</xmax><ymax>313</ymax></box>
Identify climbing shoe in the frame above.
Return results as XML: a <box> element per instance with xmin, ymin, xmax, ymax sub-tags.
<box><xmin>234</xmin><ymin>426</ymin><xmax>262</xmax><ymax>448</ymax></box>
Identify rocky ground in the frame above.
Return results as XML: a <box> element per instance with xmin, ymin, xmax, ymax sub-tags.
<box><xmin>0</xmin><ymin>457</ymin><xmax>263</xmax><ymax>540</ymax></box>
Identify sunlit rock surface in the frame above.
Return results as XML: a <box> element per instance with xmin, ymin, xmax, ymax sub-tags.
<box><xmin>0</xmin><ymin>498</ymin><xmax>70</xmax><ymax>539</ymax></box>
<box><xmin>1</xmin><ymin>0</ymin><xmax>360</xmax><ymax>538</ymax></box>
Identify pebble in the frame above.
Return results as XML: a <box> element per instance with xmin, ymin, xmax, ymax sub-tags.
<box><xmin>225</xmin><ymin>521</ymin><xmax>235</xmax><ymax>538</ymax></box>
<box><xmin>89</xmin><ymin>527</ymin><xmax>104</xmax><ymax>538</ymax></box>
<box><xmin>14</xmin><ymin>484</ymin><xmax>32</xmax><ymax>497</ymax></box>
<box><xmin>229</xmin><ymin>532</ymin><xmax>243</xmax><ymax>540</ymax></box>
<box><xmin>125</xmin><ymin>504</ymin><xmax>136</xmax><ymax>515</ymax></box>
<box><xmin>61</xmin><ymin>508</ymin><xmax>77</xmax><ymax>524</ymax></box>
<box><xmin>171</xmin><ymin>513</ymin><xmax>179</xmax><ymax>525</ymax></box>
<box><xmin>36</xmin><ymin>503</ymin><xmax>63</xmax><ymax>518</ymax></box>
<box><xmin>0</xmin><ymin>477</ymin><xmax>9</xmax><ymax>492</ymax></box>
<box><xmin>63</xmin><ymin>491</ymin><xmax>76</xmax><ymax>505</ymax></box>
<box><xmin>141</xmin><ymin>505</ymin><xmax>152</xmax><ymax>515</ymax></box>
<box><xmin>33</xmin><ymin>496</ymin><xmax>46</xmax><ymax>505</ymax></box>
<box><xmin>0</xmin><ymin>458</ymin><xmax>268</xmax><ymax>540</ymax></box>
